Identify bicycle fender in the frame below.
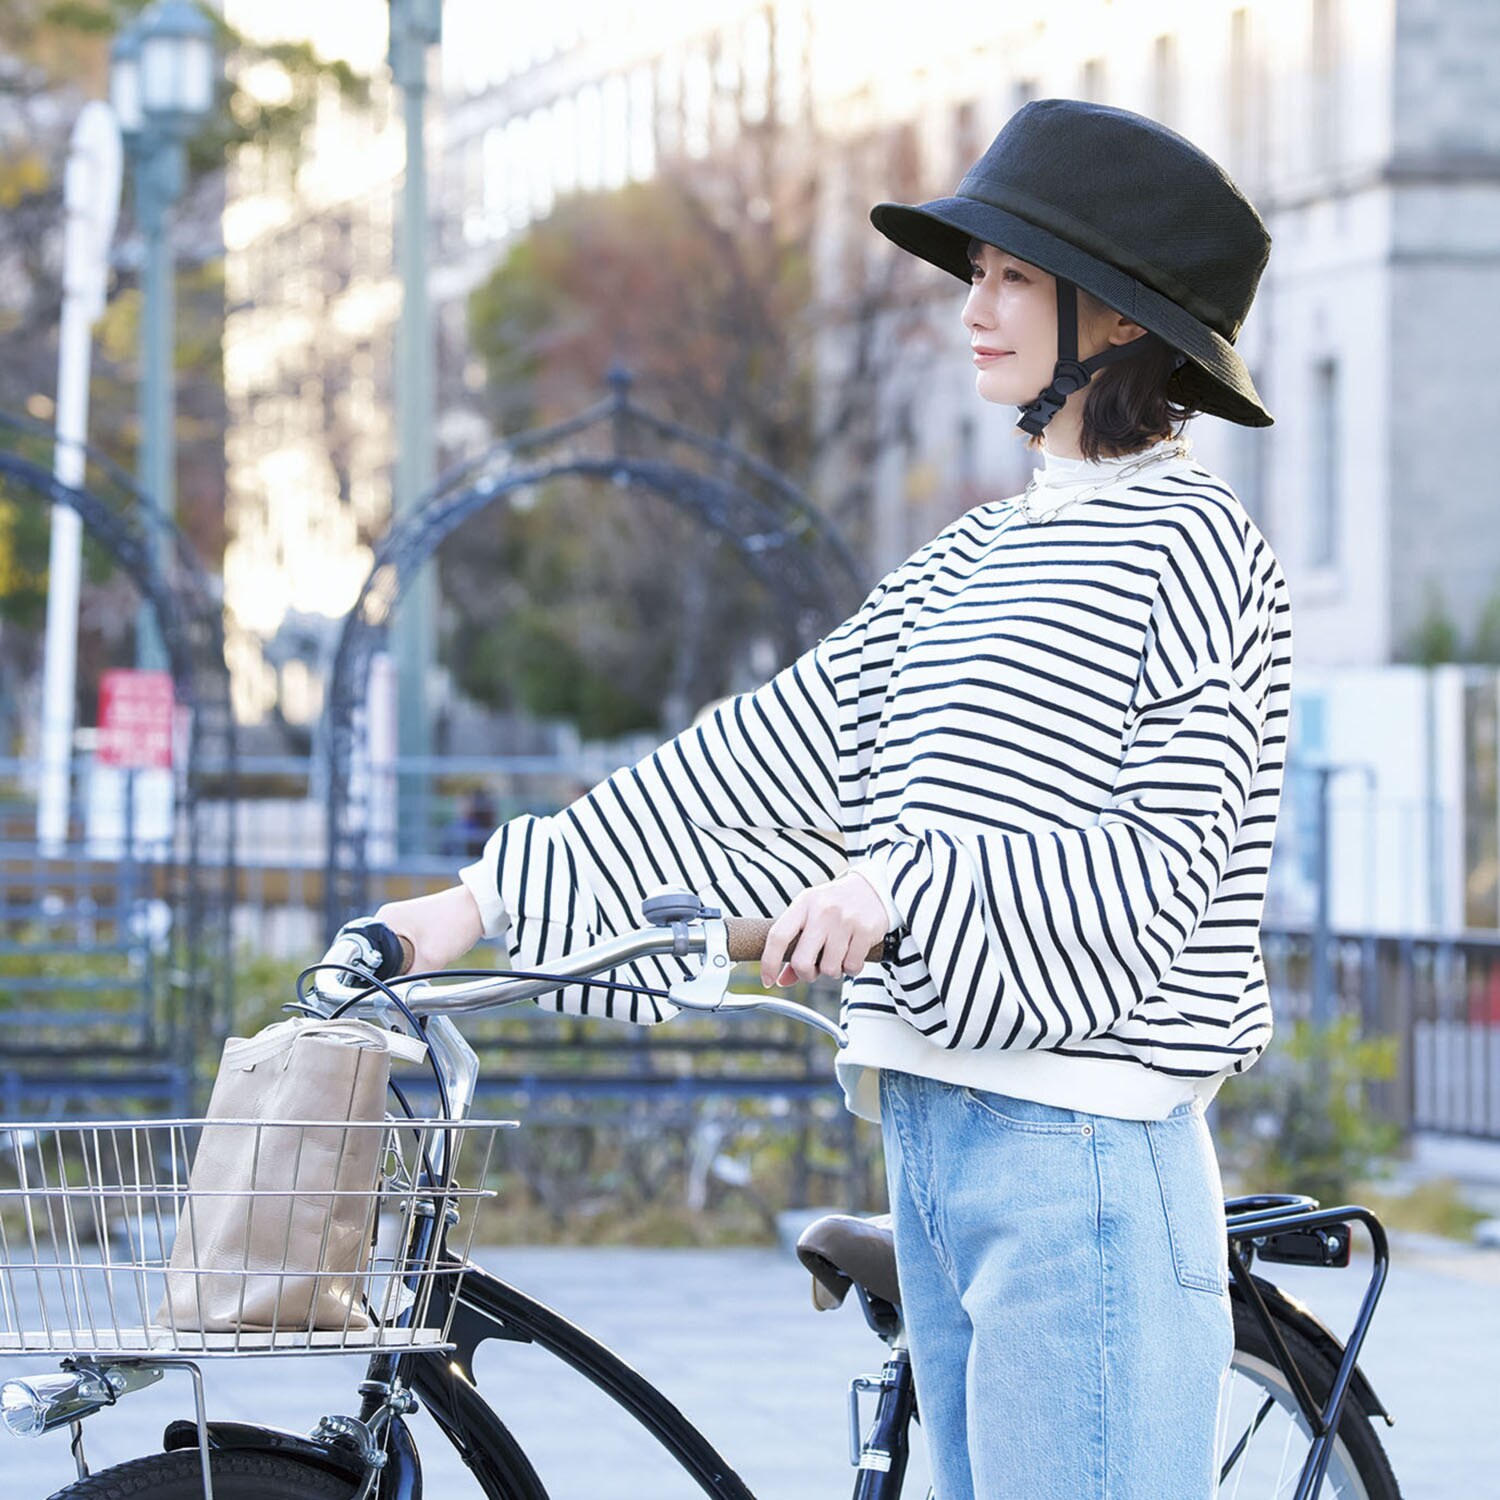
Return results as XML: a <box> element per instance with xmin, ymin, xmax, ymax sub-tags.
<box><xmin>379</xmin><ymin>1414</ymin><xmax>422</xmax><ymax>1500</ymax></box>
<box><xmin>1232</xmin><ymin>1272</ymin><xmax>1392</xmax><ymax>1422</ymax></box>
<box><xmin>162</xmin><ymin>1418</ymin><xmax>369</xmax><ymax>1482</ymax></box>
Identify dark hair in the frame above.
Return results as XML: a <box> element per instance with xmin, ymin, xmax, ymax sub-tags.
<box><xmin>1024</xmin><ymin>296</ymin><xmax>1197</xmax><ymax>461</ymax></box>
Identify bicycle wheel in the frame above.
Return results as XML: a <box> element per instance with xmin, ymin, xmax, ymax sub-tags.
<box><xmin>44</xmin><ymin>1448</ymin><xmax>358</xmax><ymax>1500</ymax></box>
<box><xmin>1222</xmin><ymin>1302</ymin><xmax>1400</xmax><ymax>1498</ymax></box>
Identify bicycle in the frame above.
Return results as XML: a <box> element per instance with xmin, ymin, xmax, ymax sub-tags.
<box><xmin>0</xmin><ymin>887</ymin><xmax>1401</xmax><ymax>1499</ymax></box>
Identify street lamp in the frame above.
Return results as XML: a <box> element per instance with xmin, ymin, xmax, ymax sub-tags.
<box><xmin>108</xmin><ymin>24</ymin><xmax>142</xmax><ymax>135</ymax></box>
<box><xmin>109</xmin><ymin>1</ymin><xmax>217</xmax><ymax>673</ymax></box>
<box><xmin>138</xmin><ymin>1</ymin><xmax>216</xmax><ymax>126</ymax></box>
<box><xmin>389</xmin><ymin>0</ymin><xmax>442</xmax><ymax>854</ymax></box>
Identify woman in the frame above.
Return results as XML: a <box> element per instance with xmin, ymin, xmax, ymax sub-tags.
<box><xmin>363</xmin><ymin>100</ymin><xmax>1290</xmax><ymax>1499</ymax></box>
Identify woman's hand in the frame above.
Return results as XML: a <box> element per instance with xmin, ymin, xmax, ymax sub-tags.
<box><xmin>373</xmin><ymin>884</ymin><xmax>485</xmax><ymax>976</ymax></box>
<box><xmin>759</xmin><ymin>871</ymin><xmax>891</xmax><ymax>989</ymax></box>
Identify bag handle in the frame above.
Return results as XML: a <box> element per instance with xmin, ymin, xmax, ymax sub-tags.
<box><xmin>224</xmin><ymin>1017</ymin><xmax>429</xmax><ymax>1071</ymax></box>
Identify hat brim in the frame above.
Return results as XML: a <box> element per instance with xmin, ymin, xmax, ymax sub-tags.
<box><xmin>870</xmin><ymin>197</ymin><xmax>1272</xmax><ymax>428</ymax></box>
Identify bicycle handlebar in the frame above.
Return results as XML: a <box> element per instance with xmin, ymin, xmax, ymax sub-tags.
<box><xmin>311</xmin><ymin>903</ymin><xmax>884</xmax><ymax>1040</ymax></box>
<box><xmin>305</xmin><ymin>894</ymin><xmax>883</xmax><ymax>1120</ymax></box>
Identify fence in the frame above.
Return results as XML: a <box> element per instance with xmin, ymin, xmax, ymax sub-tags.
<box><xmin>4</xmin><ymin>754</ymin><xmax>1500</xmax><ymax>1148</ymax></box>
<box><xmin>1260</xmin><ymin>927</ymin><xmax>1500</xmax><ymax>1140</ymax></box>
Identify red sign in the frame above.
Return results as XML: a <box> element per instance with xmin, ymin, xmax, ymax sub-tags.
<box><xmin>97</xmin><ymin>669</ymin><xmax>175</xmax><ymax>769</ymax></box>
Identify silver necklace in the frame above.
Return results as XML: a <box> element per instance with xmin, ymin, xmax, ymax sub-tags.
<box><xmin>1011</xmin><ymin>438</ymin><xmax>1192</xmax><ymax>524</ymax></box>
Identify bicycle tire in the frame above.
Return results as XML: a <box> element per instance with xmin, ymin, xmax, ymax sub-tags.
<box><xmin>43</xmin><ymin>1448</ymin><xmax>358</xmax><ymax>1500</ymax></box>
<box><xmin>1226</xmin><ymin>1301</ymin><xmax>1401</xmax><ymax>1499</ymax></box>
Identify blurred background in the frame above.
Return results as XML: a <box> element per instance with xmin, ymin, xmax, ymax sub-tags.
<box><xmin>0</xmin><ymin>0</ymin><xmax>1497</xmax><ymax>1246</ymax></box>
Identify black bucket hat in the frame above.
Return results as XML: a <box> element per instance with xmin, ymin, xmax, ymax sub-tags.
<box><xmin>870</xmin><ymin>98</ymin><xmax>1273</xmax><ymax>434</ymax></box>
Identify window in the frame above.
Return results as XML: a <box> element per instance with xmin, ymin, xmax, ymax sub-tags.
<box><xmin>1236</xmin><ymin>368</ymin><xmax>1270</xmax><ymax>528</ymax></box>
<box><xmin>1287</xmin><ymin>691</ymin><xmax>1326</xmax><ymax>913</ymax></box>
<box><xmin>1012</xmin><ymin>78</ymin><xmax>1038</xmax><ymax>113</ymax></box>
<box><xmin>682</xmin><ymin>49</ymin><xmax>712</xmax><ymax>159</ymax></box>
<box><xmin>1311</xmin><ymin>0</ymin><xmax>1341</xmax><ymax>173</ymax></box>
<box><xmin>602</xmin><ymin>75</ymin><xmax>629</xmax><ymax>189</ymax></box>
<box><xmin>628</xmin><ymin>67</ymin><xmax>655</xmax><ymax>182</ymax></box>
<box><xmin>1151</xmin><ymin>35</ymin><xmax>1178</xmax><ymax>127</ymax></box>
<box><xmin>1464</xmin><ymin>678</ymin><xmax>1500</xmax><ymax>930</ymax></box>
<box><xmin>576</xmin><ymin>86</ymin><xmax>603</xmax><ymax>191</ymax></box>
<box><xmin>740</xmin><ymin>9</ymin><xmax>770</xmax><ymax>124</ymax></box>
<box><xmin>888</xmin><ymin>121</ymin><xmax>920</xmax><ymax>198</ymax></box>
<box><xmin>481</xmin><ymin>126</ymin><xmax>507</xmax><ymax>242</ymax></box>
<box><xmin>957</xmin><ymin>415</ymin><xmax>976</xmax><ymax>488</ymax></box>
<box><xmin>953</xmin><ymin>99</ymin><xmax>977</xmax><ymax>173</ymax></box>
<box><xmin>1308</xmin><ymin>357</ymin><xmax>1340</xmax><ymax>569</ymax></box>
<box><xmin>1080</xmin><ymin>59</ymin><xmax>1105</xmax><ymax>104</ymax></box>
<box><xmin>1229</xmin><ymin>8</ymin><xmax>1252</xmax><ymax>177</ymax></box>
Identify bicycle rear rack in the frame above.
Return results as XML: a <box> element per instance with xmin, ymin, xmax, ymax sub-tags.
<box><xmin>1224</xmin><ymin>1194</ymin><xmax>1391</xmax><ymax>1500</ymax></box>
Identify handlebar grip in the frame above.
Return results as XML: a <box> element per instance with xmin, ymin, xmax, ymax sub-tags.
<box><xmin>725</xmin><ymin>915</ymin><xmax>887</xmax><ymax>965</ymax></box>
<box><xmin>337</xmin><ymin>918</ymin><xmax>411</xmax><ymax>979</ymax></box>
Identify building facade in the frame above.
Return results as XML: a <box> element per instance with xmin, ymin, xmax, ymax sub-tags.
<box><xmin>218</xmin><ymin>1</ymin><xmax>1500</xmax><ymax>784</ymax></box>
<box><xmin>219</xmin><ymin>4</ymin><xmax>402</xmax><ymax>727</ymax></box>
<box><xmin>810</xmin><ymin>0</ymin><xmax>1500</xmax><ymax>677</ymax></box>
<box><xmin>219</xmin><ymin>2</ymin><xmax>822</xmax><ymax>732</ymax></box>
<box><xmin>801</xmin><ymin>0</ymin><xmax>1500</xmax><ymax>932</ymax></box>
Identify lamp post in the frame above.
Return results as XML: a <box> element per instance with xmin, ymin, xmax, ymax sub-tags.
<box><xmin>110</xmin><ymin>1</ymin><xmax>216</xmax><ymax>673</ymax></box>
<box><xmin>36</xmin><ymin>104</ymin><xmax>123</xmax><ymax>855</ymax></box>
<box><xmin>389</xmin><ymin>0</ymin><xmax>441</xmax><ymax>855</ymax></box>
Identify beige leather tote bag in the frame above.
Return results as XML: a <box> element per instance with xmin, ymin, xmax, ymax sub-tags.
<box><xmin>158</xmin><ymin>1017</ymin><xmax>426</xmax><ymax>1333</ymax></box>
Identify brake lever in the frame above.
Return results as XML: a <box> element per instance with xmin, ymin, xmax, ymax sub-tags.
<box><xmin>666</xmin><ymin>918</ymin><xmax>733</xmax><ymax>1009</ymax></box>
<box><xmin>718</xmin><ymin>993</ymin><xmax>846</xmax><ymax>1046</ymax></box>
<box><xmin>666</xmin><ymin>919</ymin><xmax>847</xmax><ymax>1046</ymax></box>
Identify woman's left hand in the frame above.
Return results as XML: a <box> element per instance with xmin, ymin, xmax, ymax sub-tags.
<box><xmin>759</xmin><ymin>872</ymin><xmax>890</xmax><ymax>989</ymax></box>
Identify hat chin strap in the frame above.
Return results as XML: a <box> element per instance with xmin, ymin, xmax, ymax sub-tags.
<box><xmin>1014</xmin><ymin>279</ymin><xmax>1156</xmax><ymax>438</ymax></box>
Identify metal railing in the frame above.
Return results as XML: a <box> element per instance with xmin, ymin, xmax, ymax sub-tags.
<box><xmin>1261</xmin><ymin>926</ymin><xmax>1500</xmax><ymax>1140</ymax></box>
<box><xmin>3</xmin><ymin>754</ymin><xmax>1500</xmax><ymax>1141</ymax></box>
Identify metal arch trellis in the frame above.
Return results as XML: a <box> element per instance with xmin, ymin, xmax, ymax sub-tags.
<box><xmin>0</xmin><ymin>409</ymin><xmax>237</xmax><ymax>1071</ymax></box>
<box><xmin>322</xmin><ymin>368</ymin><xmax>869</xmax><ymax>935</ymax></box>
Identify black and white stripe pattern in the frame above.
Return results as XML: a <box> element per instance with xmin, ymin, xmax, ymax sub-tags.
<box><xmin>468</xmin><ymin>460</ymin><xmax>1291</xmax><ymax>1083</ymax></box>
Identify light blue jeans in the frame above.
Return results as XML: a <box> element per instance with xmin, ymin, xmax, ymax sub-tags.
<box><xmin>878</xmin><ymin>1068</ymin><xmax>1234</xmax><ymax>1500</ymax></box>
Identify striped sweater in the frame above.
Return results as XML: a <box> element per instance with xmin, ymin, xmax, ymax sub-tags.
<box><xmin>460</xmin><ymin>435</ymin><xmax>1293</xmax><ymax>1123</ymax></box>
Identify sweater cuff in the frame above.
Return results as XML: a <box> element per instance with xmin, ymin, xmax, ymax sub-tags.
<box><xmin>458</xmin><ymin>826</ymin><xmax>511</xmax><ymax>940</ymax></box>
<box><xmin>847</xmin><ymin>855</ymin><xmax>901</xmax><ymax>931</ymax></box>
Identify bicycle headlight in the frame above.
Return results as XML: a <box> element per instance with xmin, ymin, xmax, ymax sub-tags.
<box><xmin>1</xmin><ymin>1378</ymin><xmax>51</xmax><ymax>1438</ymax></box>
<box><xmin>0</xmin><ymin>1373</ymin><xmax>107</xmax><ymax>1438</ymax></box>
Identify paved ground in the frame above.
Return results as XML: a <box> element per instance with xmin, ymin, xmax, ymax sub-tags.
<box><xmin>6</xmin><ymin>1233</ymin><xmax>1496</xmax><ymax>1498</ymax></box>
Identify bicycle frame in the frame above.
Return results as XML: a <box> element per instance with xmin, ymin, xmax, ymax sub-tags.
<box><xmin>328</xmin><ymin>909</ymin><xmax>1394</xmax><ymax>1500</ymax></box>
<box><xmin>295</xmin><ymin>1194</ymin><xmax>1389</xmax><ymax>1500</ymax></box>
<box><xmin>339</xmin><ymin>1168</ymin><xmax>917</xmax><ymax>1500</ymax></box>
<box><xmin>385</xmin><ymin>1261</ymin><xmax>758</xmax><ymax>1500</ymax></box>
<box><xmin>141</xmin><ymin>1198</ymin><xmax>1392</xmax><ymax>1500</ymax></box>
<box><xmin>333</xmin><ymin>1221</ymin><xmax>1390</xmax><ymax>1500</ymax></box>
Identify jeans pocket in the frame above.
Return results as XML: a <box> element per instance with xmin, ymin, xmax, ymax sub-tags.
<box><xmin>1147</xmin><ymin>1105</ymin><xmax>1229</xmax><ymax>1295</ymax></box>
<box><xmin>959</xmin><ymin>1086</ymin><xmax>1091</xmax><ymax>1135</ymax></box>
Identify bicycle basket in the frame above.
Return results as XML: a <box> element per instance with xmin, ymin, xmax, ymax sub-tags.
<box><xmin>0</xmin><ymin>1118</ymin><xmax>505</xmax><ymax>1358</ymax></box>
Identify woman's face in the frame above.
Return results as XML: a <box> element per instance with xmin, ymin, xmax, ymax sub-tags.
<box><xmin>961</xmin><ymin>238</ymin><xmax>1070</xmax><ymax>408</ymax></box>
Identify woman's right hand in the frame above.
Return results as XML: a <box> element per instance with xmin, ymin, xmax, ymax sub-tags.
<box><xmin>759</xmin><ymin>871</ymin><xmax>891</xmax><ymax>989</ymax></box>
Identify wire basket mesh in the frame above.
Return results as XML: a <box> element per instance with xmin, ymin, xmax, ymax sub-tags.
<box><xmin>0</xmin><ymin>1119</ymin><xmax>505</xmax><ymax>1358</ymax></box>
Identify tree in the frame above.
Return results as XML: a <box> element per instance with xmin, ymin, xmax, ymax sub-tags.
<box><xmin>451</xmin><ymin>126</ymin><xmax>928</xmax><ymax>741</ymax></box>
<box><xmin>0</xmin><ymin>1</ymin><xmax>366</xmax><ymax>750</ymax></box>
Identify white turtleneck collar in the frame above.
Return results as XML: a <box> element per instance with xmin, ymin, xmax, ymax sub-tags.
<box><xmin>1037</xmin><ymin>434</ymin><xmax>1189</xmax><ymax>484</ymax></box>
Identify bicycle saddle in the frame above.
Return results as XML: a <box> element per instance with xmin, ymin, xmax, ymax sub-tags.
<box><xmin>796</xmin><ymin>1213</ymin><xmax>901</xmax><ymax>1317</ymax></box>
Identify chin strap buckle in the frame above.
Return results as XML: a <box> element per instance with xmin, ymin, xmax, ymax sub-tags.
<box><xmin>1015</xmin><ymin>358</ymin><xmax>1092</xmax><ymax>436</ymax></box>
